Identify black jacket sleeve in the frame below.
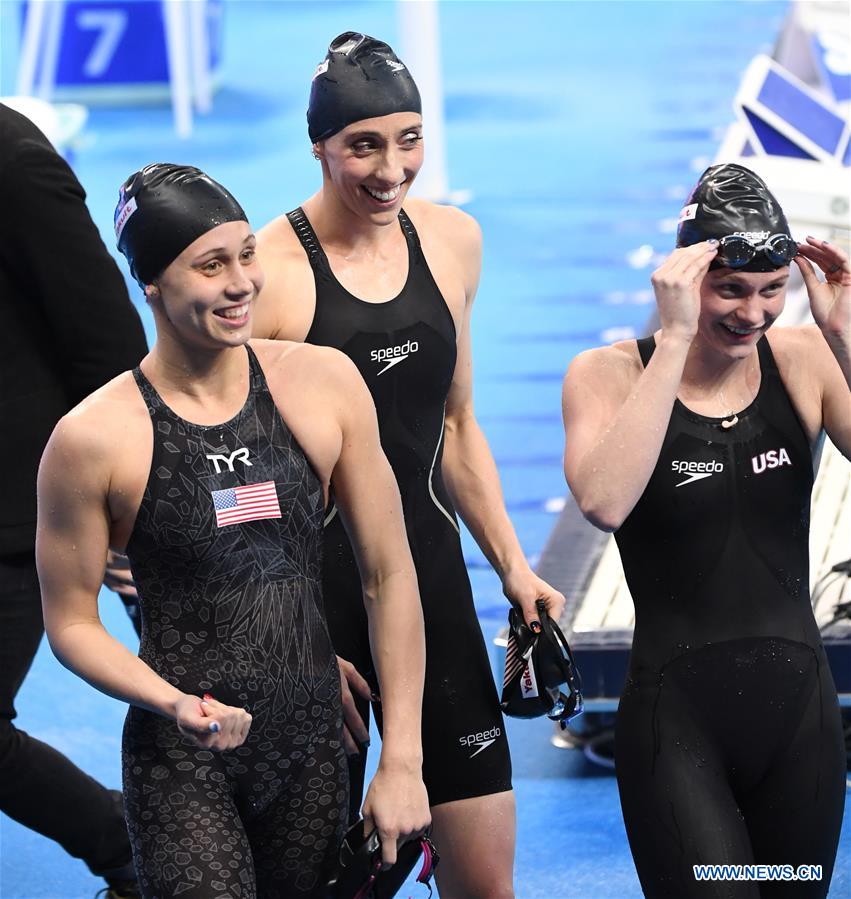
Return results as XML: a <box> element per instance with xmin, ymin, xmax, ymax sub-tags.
<box><xmin>3</xmin><ymin>137</ymin><xmax>148</xmax><ymax>405</ymax></box>
<box><xmin>0</xmin><ymin>106</ymin><xmax>148</xmax><ymax>553</ymax></box>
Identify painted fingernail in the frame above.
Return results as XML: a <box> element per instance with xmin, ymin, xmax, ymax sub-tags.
<box><xmin>370</xmin><ymin>692</ymin><xmax>381</xmax><ymax>703</ymax></box>
<box><xmin>530</xmin><ymin>621</ymin><xmax>542</xmax><ymax>634</ymax></box>
<box><xmin>707</xmin><ymin>239</ymin><xmax>719</xmax><ymax>245</ymax></box>
<box><xmin>209</xmin><ymin>721</ymin><xmax>220</xmax><ymax>733</ymax></box>
<box><xmin>203</xmin><ymin>693</ymin><xmax>214</xmax><ymax>701</ymax></box>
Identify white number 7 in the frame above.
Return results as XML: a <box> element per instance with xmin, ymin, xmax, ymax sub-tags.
<box><xmin>77</xmin><ymin>9</ymin><xmax>127</xmax><ymax>78</ymax></box>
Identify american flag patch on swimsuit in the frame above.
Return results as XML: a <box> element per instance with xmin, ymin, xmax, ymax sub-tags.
<box><xmin>211</xmin><ymin>481</ymin><xmax>281</xmax><ymax>527</ymax></box>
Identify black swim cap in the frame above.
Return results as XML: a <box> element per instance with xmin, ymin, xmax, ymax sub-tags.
<box><xmin>676</xmin><ymin>163</ymin><xmax>794</xmax><ymax>272</ymax></box>
<box><xmin>307</xmin><ymin>32</ymin><xmax>421</xmax><ymax>143</ymax></box>
<box><xmin>114</xmin><ymin>163</ymin><xmax>247</xmax><ymax>287</ymax></box>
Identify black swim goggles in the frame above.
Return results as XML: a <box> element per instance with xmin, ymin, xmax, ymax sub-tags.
<box><xmin>714</xmin><ymin>233</ymin><xmax>797</xmax><ymax>269</ymax></box>
<box><xmin>325</xmin><ymin>820</ymin><xmax>438</xmax><ymax>899</ymax></box>
<box><xmin>500</xmin><ymin>601</ymin><xmax>583</xmax><ymax>728</ymax></box>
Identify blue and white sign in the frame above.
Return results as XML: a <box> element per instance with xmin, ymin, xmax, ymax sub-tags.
<box><xmin>735</xmin><ymin>55</ymin><xmax>851</xmax><ymax>167</ymax></box>
<box><xmin>20</xmin><ymin>0</ymin><xmax>223</xmax><ymax>102</ymax></box>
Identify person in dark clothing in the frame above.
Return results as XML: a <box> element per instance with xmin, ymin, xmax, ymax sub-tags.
<box><xmin>0</xmin><ymin>103</ymin><xmax>148</xmax><ymax>897</ymax></box>
<box><xmin>563</xmin><ymin>164</ymin><xmax>850</xmax><ymax>897</ymax></box>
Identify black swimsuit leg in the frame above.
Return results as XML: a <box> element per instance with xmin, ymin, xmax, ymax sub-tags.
<box><xmin>123</xmin><ymin>710</ymin><xmax>258</xmax><ymax>899</ymax></box>
<box><xmin>739</xmin><ymin>655</ymin><xmax>845</xmax><ymax>899</ymax></box>
<box><xmin>246</xmin><ymin>739</ymin><xmax>348</xmax><ymax>898</ymax></box>
<box><xmin>616</xmin><ymin>664</ymin><xmax>759</xmax><ymax>899</ymax></box>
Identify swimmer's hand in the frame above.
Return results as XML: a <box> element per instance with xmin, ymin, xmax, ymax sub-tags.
<box><xmin>337</xmin><ymin>656</ymin><xmax>374</xmax><ymax>757</ymax></box>
<box><xmin>502</xmin><ymin>565</ymin><xmax>566</xmax><ymax>632</ymax></box>
<box><xmin>174</xmin><ymin>694</ymin><xmax>252</xmax><ymax>751</ymax></box>
<box><xmin>103</xmin><ymin>550</ymin><xmax>138</xmax><ymax>601</ymax></box>
<box><xmin>796</xmin><ymin>237</ymin><xmax>851</xmax><ymax>338</ymax></box>
<box><xmin>362</xmin><ymin>761</ymin><xmax>430</xmax><ymax>869</ymax></box>
<box><xmin>652</xmin><ymin>241</ymin><xmax>719</xmax><ymax>342</ymax></box>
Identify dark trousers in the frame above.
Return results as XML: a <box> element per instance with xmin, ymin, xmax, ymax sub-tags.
<box><xmin>0</xmin><ymin>551</ymin><xmax>133</xmax><ymax>876</ymax></box>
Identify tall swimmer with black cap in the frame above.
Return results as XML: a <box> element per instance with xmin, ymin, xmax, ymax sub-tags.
<box><xmin>563</xmin><ymin>163</ymin><xmax>850</xmax><ymax>897</ymax></box>
<box><xmin>36</xmin><ymin>163</ymin><xmax>431</xmax><ymax>899</ymax></box>
<box><xmin>253</xmin><ymin>33</ymin><xmax>566</xmax><ymax>896</ymax></box>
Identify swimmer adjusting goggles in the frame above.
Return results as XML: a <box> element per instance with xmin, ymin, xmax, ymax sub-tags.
<box><xmin>326</xmin><ymin>820</ymin><xmax>438</xmax><ymax>899</ymax></box>
<box><xmin>501</xmin><ymin>602</ymin><xmax>583</xmax><ymax>727</ymax></box>
<box><xmin>715</xmin><ymin>233</ymin><xmax>797</xmax><ymax>270</ymax></box>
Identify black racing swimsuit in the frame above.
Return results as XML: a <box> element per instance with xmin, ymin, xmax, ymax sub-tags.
<box><xmin>614</xmin><ymin>336</ymin><xmax>845</xmax><ymax>899</ymax></box>
<box><xmin>288</xmin><ymin>207</ymin><xmax>511</xmax><ymax>810</ymax></box>
<box><xmin>123</xmin><ymin>347</ymin><xmax>347</xmax><ymax>899</ymax></box>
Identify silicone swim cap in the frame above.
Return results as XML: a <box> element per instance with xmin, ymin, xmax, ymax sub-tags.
<box><xmin>676</xmin><ymin>163</ymin><xmax>795</xmax><ymax>272</ymax></box>
<box><xmin>114</xmin><ymin>163</ymin><xmax>247</xmax><ymax>287</ymax></box>
<box><xmin>307</xmin><ymin>32</ymin><xmax>421</xmax><ymax>143</ymax></box>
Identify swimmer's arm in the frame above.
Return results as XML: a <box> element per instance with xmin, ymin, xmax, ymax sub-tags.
<box><xmin>329</xmin><ymin>363</ymin><xmax>430</xmax><ymax>856</ymax></box>
<box><xmin>801</xmin><ymin>327</ymin><xmax>851</xmax><ymax>461</ymax></box>
<box><xmin>562</xmin><ymin>336</ymin><xmax>690</xmax><ymax>531</ymax></box>
<box><xmin>329</xmin><ymin>366</ymin><xmax>425</xmax><ymax>763</ymax></box>
<box><xmin>440</xmin><ymin>216</ymin><xmax>565</xmax><ymax>623</ymax></box>
<box><xmin>563</xmin><ymin>243</ymin><xmax>717</xmax><ymax>531</ymax></box>
<box><xmin>36</xmin><ymin>416</ymin><xmax>184</xmax><ymax>718</ymax></box>
<box><xmin>796</xmin><ymin>237</ymin><xmax>851</xmax><ymax>391</ymax></box>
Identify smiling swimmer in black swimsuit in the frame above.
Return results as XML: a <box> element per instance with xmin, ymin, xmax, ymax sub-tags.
<box><xmin>36</xmin><ymin>164</ymin><xmax>430</xmax><ymax>898</ymax></box>
<box><xmin>253</xmin><ymin>33</ymin><xmax>567</xmax><ymax>898</ymax></box>
<box><xmin>563</xmin><ymin>164</ymin><xmax>850</xmax><ymax>898</ymax></box>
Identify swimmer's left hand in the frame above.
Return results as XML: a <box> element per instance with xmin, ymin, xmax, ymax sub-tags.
<box><xmin>502</xmin><ymin>566</ymin><xmax>567</xmax><ymax>632</ymax></box>
<box><xmin>796</xmin><ymin>238</ymin><xmax>851</xmax><ymax>339</ymax></box>
<box><xmin>362</xmin><ymin>762</ymin><xmax>430</xmax><ymax>870</ymax></box>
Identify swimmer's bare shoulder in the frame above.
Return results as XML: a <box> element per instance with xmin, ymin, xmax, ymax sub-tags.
<box><xmin>38</xmin><ymin>371</ymin><xmax>152</xmax><ymax>543</ymax></box>
<box><xmin>403</xmin><ymin>198</ymin><xmax>481</xmax><ymax>316</ymax></box>
<box><xmin>767</xmin><ymin>325</ymin><xmax>845</xmax><ymax>443</ymax></box>
<box><xmin>254</xmin><ymin>213</ymin><xmax>316</xmax><ymax>340</ymax></box>
<box><xmin>251</xmin><ymin>339</ymin><xmax>375</xmax><ymax>481</ymax></box>
<box><xmin>564</xmin><ymin>338</ymin><xmax>644</xmax><ymax>413</ymax></box>
<box><xmin>404</xmin><ymin>197</ymin><xmax>480</xmax><ymax>261</ymax></box>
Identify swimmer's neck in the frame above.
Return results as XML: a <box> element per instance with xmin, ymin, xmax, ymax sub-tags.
<box><xmin>680</xmin><ymin>339</ymin><xmax>759</xmax><ymax>396</ymax></box>
<box><xmin>302</xmin><ymin>188</ymin><xmax>403</xmax><ymax>254</ymax></box>
<box><xmin>142</xmin><ymin>337</ymin><xmax>249</xmax><ymax>406</ymax></box>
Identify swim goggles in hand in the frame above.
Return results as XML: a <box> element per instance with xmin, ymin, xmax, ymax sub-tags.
<box><xmin>500</xmin><ymin>603</ymin><xmax>583</xmax><ymax>727</ymax></box>
<box><xmin>325</xmin><ymin>819</ymin><xmax>439</xmax><ymax>899</ymax></box>
<box><xmin>715</xmin><ymin>233</ymin><xmax>797</xmax><ymax>269</ymax></box>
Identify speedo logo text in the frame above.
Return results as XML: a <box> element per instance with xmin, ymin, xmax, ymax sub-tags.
<box><xmin>672</xmin><ymin>459</ymin><xmax>724</xmax><ymax>488</ymax></box>
<box><xmin>370</xmin><ymin>339</ymin><xmax>419</xmax><ymax>375</ymax></box>
<box><xmin>459</xmin><ymin>725</ymin><xmax>502</xmax><ymax>758</ymax></box>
